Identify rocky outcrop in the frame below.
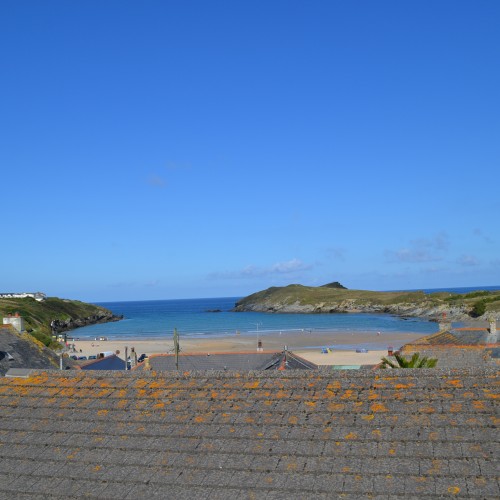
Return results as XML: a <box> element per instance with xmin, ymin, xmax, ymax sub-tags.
<box><xmin>50</xmin><ymin>312</ymin><xmax>123</xmax><ymax>334</ymax></box>
<box><xmin>234</xmin><ymin>299</ymin><xmax>472</xmax><ymax>320</ymax></box>
<box><xmin>233</xmin><ymin>287</ymin><xmax>484</xmax><ymax>322</ymax></box>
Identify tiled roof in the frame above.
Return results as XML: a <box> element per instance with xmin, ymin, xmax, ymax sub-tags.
<box><xmin>400</xmin><ymin>345</ymin><xmax>496</xmax><ymax>369</ymax></box>
<box><xmin>0</xmin><ymin>326</ymin><xmax>73</xmax><ymax>376</ymax></box>
<box><xmin>136</xmin><ymin>351</ymin><xmax>284</xmax><ymax>372</ymax></box>
<box><xmin>0</xmin><ymin>368</ymin><xmax>498</xmax><ymax>498</ymax></box>
<box><xmin>80</xmin><ymin>354</ymin><xmax>127</xmax><ymax>371</ymax></box>
<box><xmin>411</xmin><ymin>329</ymin><xmax>496</xmax><ymax>346</ymax></box>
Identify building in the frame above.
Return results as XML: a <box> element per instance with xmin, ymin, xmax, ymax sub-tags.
<box><xmin>400</xmin><ymin>318</ymin><xmax>499</xmax><ymax>369</ymax></box>
<box><xmin>134</xmin><ymin>350</ymin><xmax>317</xmax><ymax>372</ymax></box>
<box><xmin>0</xmin><ymin>325</ymin><xmax>73</xmax><ymax>376</ymax></box>
<box><xmin>0</xmin><ymin>292</ymin><xmax>46</xmax><ymax>301</ymax></box>
<box><xmin>2</xmin><ymin>313</ymin><xmax>25</xmax><ymax>333</ymax></box>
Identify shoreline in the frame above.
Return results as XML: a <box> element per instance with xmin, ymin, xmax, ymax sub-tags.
<box><xmin>68</xmin><ymin>329</ymin><xmax>426</xmax><ymax>362</ymax></box>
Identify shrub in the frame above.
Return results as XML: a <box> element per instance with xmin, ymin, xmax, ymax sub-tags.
<box><xmin>29</xmin><ymin>331</ymin><xmax>55</xmax><ymax>347</ymax></box>
<box><xmin>470</xmin><ymin>300</ymin><xmax>486</xmax><ymax>318</ymax></box>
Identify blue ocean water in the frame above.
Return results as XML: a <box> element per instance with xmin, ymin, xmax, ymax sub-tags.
<box><xmin>69</xmin><ymin>285</ymin><xmax>499</xmax><ymax>342</ymax></box>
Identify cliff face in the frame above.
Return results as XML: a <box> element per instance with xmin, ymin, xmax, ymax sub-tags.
<box><xmin>50</xmin><ymin>310</ymin><xmax>122</xmax><ymax>334</ymax></box>
<box><xmin>234</xmin><ymin>298</ymin><xmax>471</xmax><ymax>320</ymax></box>
<box><xmin>233</xmin><ymin>284</ymin><xmax>499</xmax><ymax>321</ymax></box>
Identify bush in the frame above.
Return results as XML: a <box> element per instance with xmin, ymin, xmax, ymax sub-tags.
<box><xmin>29</xmin><ymin>331</ymin><xmax>54</xmax><ymax>347</ymax></box>
<box><xmin>470</xmin><ymin>300</ymin><xmax>486</xmax><ymax>318</ymax></box>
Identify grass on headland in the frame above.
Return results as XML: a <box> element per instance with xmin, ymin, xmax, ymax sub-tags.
<box><xmin>0</xmin><ymin>297</ymin><xmax>113</xmax><ymax>348</ymax></box>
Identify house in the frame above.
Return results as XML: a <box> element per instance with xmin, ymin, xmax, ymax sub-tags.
<box><xmin>3</xmin><ymin>313</ymin><xmax>25</xmax><ymax>333</ymax></box>
<box><xmin>79</xmin><ymin>354</ymin><xmax>127</xmax><ymax>371</ymax></box>
<box><xmin>134</xmin><ymin>350</ymin><xmax>317</xmax><ymax>372</ymax></box>
<box><xmin>400</xmin><ymin>318</ymin><xmax>499</xmax><ymax>368</ymax></box>
<box><xmin>0</xmin><ymin>292</ymin><xmax>46</xmax><ymax>301</ymax></box>
<box><xmin>0</xmin><ymin>325</ymin><xmax>73</xmax><ymax>376</ymax></box>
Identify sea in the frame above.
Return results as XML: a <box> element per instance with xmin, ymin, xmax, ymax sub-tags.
<box><xmin>70</xmin><ymin>285</ymin><xmax>499</xmax><ymax>343</ymax></box>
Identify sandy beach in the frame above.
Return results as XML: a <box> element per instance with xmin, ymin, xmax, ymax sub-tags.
<box><xmin>68</xmin><ymin>330</ymin><xmax>424</xmax><ymax>366</ymax></box>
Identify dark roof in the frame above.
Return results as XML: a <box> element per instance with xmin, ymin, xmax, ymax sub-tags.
<box><xmin>0</xmin><ymin>367</ymin><xmax>498</xmax><ymax>498</ymax></box>
<box><xmin>0</xmin><ymin>326</ymin><xmax>72</xmax><ymax>376</ymax></box>
<box><xmin>411</xmin><ymin>327</ymin><xmax>495</xmax><ymax>347</ymax></box>
<box><xmin>136</xmin><ymin>351</ymin><xmax>283</xmax><ymax>372</ymax></box>
<box><xmin>400</xmin><ymin>326</ymin><xmax>499</xmax><ymax>369</ymax></box>
<box><xmin>80</xmin><ymin>354</ymin><xmax>127</xmax><ymax>371</ymax></box>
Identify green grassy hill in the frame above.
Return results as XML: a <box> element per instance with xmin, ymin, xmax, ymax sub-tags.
<box><xmin>0</xmin><ymin>297</ymin><xmax>120</xmax><ymax>348</ymax></box>
<box><xmin>234</xmin><ymin>284</ymin><xmax>500</xmax><ymax>320</ymax></box>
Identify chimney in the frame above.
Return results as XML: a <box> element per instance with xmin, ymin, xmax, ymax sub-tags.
<box><xmin>487</xmin><ymin>317</ymin><xmax>498</xmax><ymax>344</ymax></box>
<box><xmin>438</xmin><ymin>312</ymin><xmax>451</xmax><ymax>332</ymax></box>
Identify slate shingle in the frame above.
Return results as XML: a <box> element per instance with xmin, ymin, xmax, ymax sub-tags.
<box><xmin>0</xmin><ymin>367</ymin><xmax>498</xmax><ymax>499</ymax></box>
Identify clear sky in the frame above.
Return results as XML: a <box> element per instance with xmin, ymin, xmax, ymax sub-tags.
<box><xmin>1</xmin><ymin>0</ymin><xmax>499</xmax><ymax>302</ymax></box>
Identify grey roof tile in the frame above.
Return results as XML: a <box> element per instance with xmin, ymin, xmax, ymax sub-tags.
<box><xmin>0</xmin><ymin>367</ymin><xmax>498</xmax><ymax>499</ymax></box>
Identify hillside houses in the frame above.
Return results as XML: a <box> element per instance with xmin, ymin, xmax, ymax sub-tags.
<box><xmin>0</xmin><ymin>292</ymin><xmax>46</xmax><ymax>301</ymax></box>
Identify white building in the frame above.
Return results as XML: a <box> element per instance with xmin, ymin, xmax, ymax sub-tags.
<box><xmin>3</xmin><ymin>314</ymin><xmax>25</xmax><ymax>333</ymax></box>
<box><xmin>0</xmin><ymin>292</ymin><xmax>46</xmax><ymax>302</ymax></box>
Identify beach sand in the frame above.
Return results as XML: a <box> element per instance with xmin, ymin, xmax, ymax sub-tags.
<box><xmin>69</xmin><ymin>330</ymin><xmax>424</xmax><ymax>366</ymax></box>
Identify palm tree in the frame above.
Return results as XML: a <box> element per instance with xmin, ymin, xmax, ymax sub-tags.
<box><xmin>380</xmin><ymin>352</ymin><xmax>437</xmax><ymax>369</ymax></box>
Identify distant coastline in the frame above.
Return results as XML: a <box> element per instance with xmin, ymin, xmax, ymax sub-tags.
<box><xmin>233</xmin><ymin>283</ymin><xmax>500</xmax><ymax>322</ymax></box>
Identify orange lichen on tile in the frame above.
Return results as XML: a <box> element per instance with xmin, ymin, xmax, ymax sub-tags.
<box><xmin>372</xmin><ymin>429</ymin><xmax>382</xmax><ymax>437</ymax></box>
<box><xmin>473</xmin><ymin>400</ymin><xmax>486</xmax><ymax>410</ymax></box>
<box><xmin>244</xmin><ymin>381</ymin><xmax>260</xmax><ymax>389</ymax></box>
<box><xmin>490</xmin><ymin>416</ymin><xmax>500</xmax><ymax>426</ymax></box>
<box><xmin>97</xmin><ymin>409</ymin><xmax>109</xmax><ymax>417</ymax></box>
<box><xmin>340</xmin><ymin>390</ymin><xmax>354</xmax><ymax>400</ymax></box>
<box><xmin>446</xmin><ymin>379</ymin><xmax>463</xmax><ymax>388</ymax></box>
<box><xmin>288</xmin><ymin>416</ymin><xmax>298</xmax><ymax>425</ymax></box>
<box><xmin>482</xmin><ymin>389</ymin><xmax>500</xmax><ymax>399</ymax></box>
<box><xmin>26</xmin><ymin>375</ymin><xmax>50</xmax><ymax>385</ymax></box>
<box><xmin>327</xmin><ymin>402</ymin><xmax>345</xmax><ymax>412</ymax></box>
<box><xmin>450</xmin><ymin>403</ymin><xmax>463</xmax><ymax>413</ymax></box>
<box><xmin>345</xmin><ymin>432</ymin><xmax>357</xmax><ymax>440</ymax></box>
<box><xmin>134</xmin><ymin>379</ymin><xmax>150</xmax><ymax>389</ymax></box>
<box><xmin>370</xmin><ymin>402</ymin><xmax>388</xmax><ymax>413</ymax></box>
<box><xmin>362</xmin><ymin>414</ymin><xmax>375</xmax><ymax>421</ymax></box>
<box><xmin>420</xmin><ymin>406</ymin><xmax>436</xmax><ymax>414</ymax></box>
<box><xmin>447</xmin><ymin>486</ymin><xmax>460</xmax><ymax>494</ymax></box>
<box><xmin>394</xmin><ymin>383</ymin><xmax>412</xmax><ymax>389</ymax></box>
<box><xmin>427</xmin><ymin>460</ymin><xmax>442</xmax><ymax>474</ymax></box>
<box><xmin>326</xmin><ymin>381</ymin><xmax>342</xmax><ymax>390</ymax></box>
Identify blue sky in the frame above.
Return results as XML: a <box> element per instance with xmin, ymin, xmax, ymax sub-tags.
<box><xmin>1</xmin><ymin>0</ymin><xmax>499</xmax><ymax>302</ymax></box>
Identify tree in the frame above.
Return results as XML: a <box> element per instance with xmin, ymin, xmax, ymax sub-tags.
<box><xmin>380</xmin><ymin>352</ymin><xmax>437</xmax><ymax>369</ymax></box>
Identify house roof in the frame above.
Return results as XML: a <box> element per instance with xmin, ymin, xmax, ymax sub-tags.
<box><xmin>0</xmin><ymin>326</ymin><xmax>73</xmax><ymax>376</ymax></box>
<box><xmin>80</xmin><ymin>354</ymin><xmax>127</xmax><ymax>371</ymax></box>
<box><xmin>0</xmin><ymin>367</ymin><xmax>498</xmax><ymax>498</ymax></box>
<box><xmin>399</xmin><ymin>325</ymin><xmax>499</xmax><ymax>369</ymax></box>
<box><xmin>136</xmin><ymin>351</ymin><xmax>286</xmax><ymax>372</ymax></box>
<box><xmin>410</xmin><ymin>326</ymin><xmax>496</xmax><ymax>347</ymax></box>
